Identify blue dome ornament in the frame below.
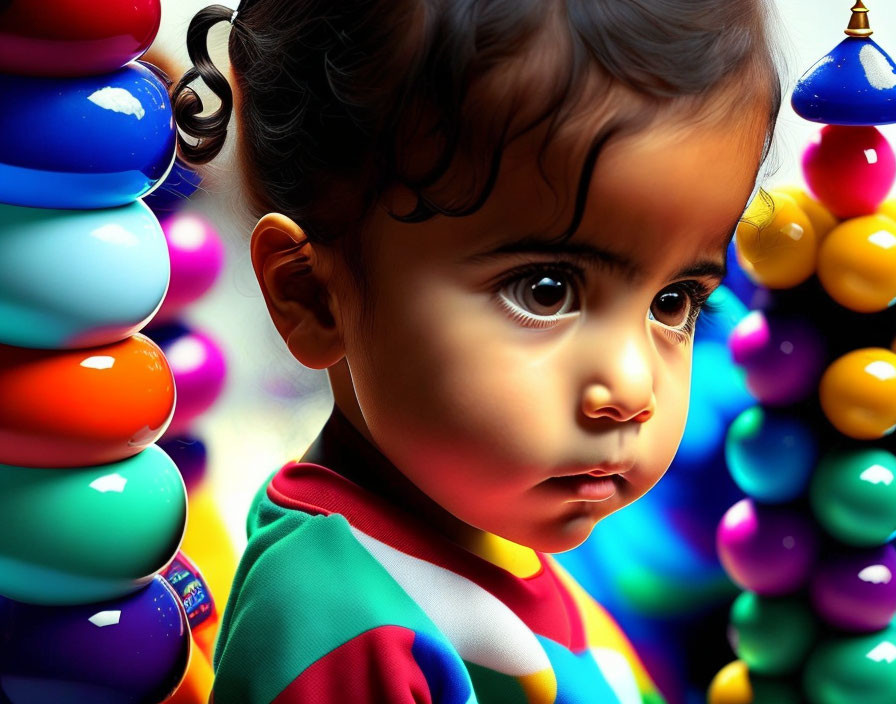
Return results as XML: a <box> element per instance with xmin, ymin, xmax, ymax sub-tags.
<box><xmin>792</xmin><ymin>1</ymin><xmax>896</xmax><ymax>125</ymax></box>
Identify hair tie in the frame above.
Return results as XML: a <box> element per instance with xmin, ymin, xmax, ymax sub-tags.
<box><xmin>230</xmin><ymin>9</ymin><xmax>238</xmax><ymax>25</ymax></box>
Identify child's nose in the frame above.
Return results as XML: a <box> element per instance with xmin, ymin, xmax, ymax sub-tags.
<box><xmin>580</xmin><ymin>337</ymin><xmax>656</xmax><ymax>423</ymax></box>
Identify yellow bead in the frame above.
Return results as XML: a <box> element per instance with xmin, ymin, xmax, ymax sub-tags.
<box><xmin>877</xmin><ymin>199</ymin><xmax>896</xmax><ymax>222</ymax></box>
<box><xmin>736</xmin><ymin>192</ymin><xmax>817</xmax><ymax>289</ymax></box>
<box><xmin>817</xmin><ymin>214</ymin><xmax>896</xmax><ymax>312</ymax></box>
<box><xmin>708</xmin><ymin>660</ymin><xmax>753</xmax><ymax>704</ymax></box>
<box><xmin>775</xmin><ymin>186</ymin><xmax>839</xmax><ymax>240</ymax></box>
<box><xmin>820</xmin><ymin>348</ymin><xmax>896</xmax><ymax>440</ymax></box>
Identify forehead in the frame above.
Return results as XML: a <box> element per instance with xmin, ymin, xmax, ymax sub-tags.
<box><xmin>463</xmin><ymin>107</ymin><xmax>766</xmax><ymax>267</ymax></box>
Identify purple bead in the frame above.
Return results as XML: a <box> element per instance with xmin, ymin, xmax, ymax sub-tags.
<box><xmin>0</xmin><ymin>576</ymin><xmax>190</xmax><ymax>703</ymax></box>
<box><xmin>717</xmin><ymin>498</ymin><xmax>819</xmax><ymax>595</ymax></box>
<box><xmin>158</xmin><ymin>434</ymin><xmax>208</xmax><ymax>491</ymax></box>
<box><xmin>728</xmin><ymin>311</ymin><xmax>826</xmax><ymax>406</ymax></box>
<box><xmin>810</xmin><ymin>545</ymin><xmax>896</xmax><ymax>632</ymax></box>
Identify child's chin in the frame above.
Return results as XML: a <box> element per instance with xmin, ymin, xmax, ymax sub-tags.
<box><xmin>530</xmin><ymin>514</ymin><xmax>605</xmax><ymax>554</ymax></box>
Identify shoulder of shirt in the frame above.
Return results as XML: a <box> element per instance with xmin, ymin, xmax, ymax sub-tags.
<box><xmin>212</xmin><ymin>479</ymin><xmax>459</xmax><ymax>703</ymax></box>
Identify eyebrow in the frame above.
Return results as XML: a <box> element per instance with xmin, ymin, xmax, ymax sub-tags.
<box><xmin>469</xmin><ymin>220</ymin><xmax>737</xmax><ymax>283</ymax></box>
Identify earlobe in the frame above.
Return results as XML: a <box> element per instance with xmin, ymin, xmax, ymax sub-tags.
<box><xmin>250</xmin><ymin>213</ymin><xmax>345</xmax><ymax>370</ymax></box>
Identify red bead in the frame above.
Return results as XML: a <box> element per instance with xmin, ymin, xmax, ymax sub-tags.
<box><xmin>0</xmin><ymin>0</ymin><xmax>161</xmax><ymax>77</ymax></box>
<box><xmin>802</xmin><ymin>125</ymin><xmax>896</xmax><ymax>219</ymax></box>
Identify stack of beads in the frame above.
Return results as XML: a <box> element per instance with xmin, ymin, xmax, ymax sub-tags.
<box><xmin>137</xmin><ymin>70</ymin><xmax>236</xmax><ymax>697</ymax></box>
<box><xmin>0</xmin><ymin>2</ymin><xmax>194</xmax><ymax>702</ymax></box>
<box><xmin>710</xmin><ymin>3</ymin><xmax>896</xmax><ymax>703</ymax></box>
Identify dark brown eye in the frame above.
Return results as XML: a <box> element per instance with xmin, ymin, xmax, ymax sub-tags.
<box><xmin>497</xmin><ymin>268</ymin><xmax>581</xmax><ymax>328</ymax></box>
<box><xmin>529</xmin><ymin>276</ymin><xmax>567</xmax><ymax>311</ymax></box>
<box><xmin>514</xmin><ymin>273</ymin><xmax>575</xmax><ymax>316</ymax></box>
<box><xmin>650</xmin><ymin>285</ymin><xmax>691</xmax><ymax>328</ymax></box>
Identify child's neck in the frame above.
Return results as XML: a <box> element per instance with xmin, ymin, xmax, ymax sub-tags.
<box><xmin>302</xmin><ymin>407</ymin><xmax>543</xmax><ymax>573</ymax></box>
<box><xmin>302</xmin><ymin>405</ymin><xmax>485</xmax><ymax>550</ymax></box>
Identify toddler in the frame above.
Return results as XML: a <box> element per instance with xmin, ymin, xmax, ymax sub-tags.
<box><xmin>172</xmin><ymin>1</ymin><xmax>781</xmax><ymax>702</ymax></box>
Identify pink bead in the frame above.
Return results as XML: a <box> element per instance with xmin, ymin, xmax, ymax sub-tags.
<box><xmin>802</xmin><ymin>125</ymin><xmax>896</xmax><ymax>219</ymax></box>
<box><xmin>149</xmin><ymin>322</ymin><xmax>227</xmax><ymax>437</ymax></box>
<box><xmin>155</xmin><ymin>212</ymin><xmax>225</xmax><ymax>321</ymax></box>
<box><xmin>717</xmin><ymin>498</ymin><xmax>818</xmax><ymax>596</ymax></box>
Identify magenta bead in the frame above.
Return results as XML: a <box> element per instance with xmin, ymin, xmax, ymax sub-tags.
<box><xmin>155</xmin><ymin>325</ymin><xmax>227</xmax><ymax>436</ymax></box>
<box><xmin>717</xmin><ymin>498</ymin><xmax>819</xmax><ymax>596</ymax></box>
<box><xmin>802</xmin><ymin>125</ymin><xmax>896</xmax><ymax>219</ymax></box>
<box><xmin>810</xmin><ymin>545</ymin><xmax>896</xmax><ymax>632</ymax></box>
<box><xmin>155</xmin><ymin>212</ymin><xmax>225</xmax><ymax>321</ymax></box>
<box><xmin>728</xmin><ymin>311</ymin><xmax>826</xmax><ymax>406</ymax></box>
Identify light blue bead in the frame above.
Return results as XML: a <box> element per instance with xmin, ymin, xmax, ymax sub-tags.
<box><xmin>0</xmin><ymin>200</ymin><xmax>169</xmax><ymax>349</ymax></box>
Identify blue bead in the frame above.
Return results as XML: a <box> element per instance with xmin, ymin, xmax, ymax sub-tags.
<box><xmin>793</xmin><ymin>37</ymin><xmax>896</xmax><ymax>126</ymax></box>
<box><xmin>0</xmin><ymin>62</ymin><xmax>175</xmax><ymax>209</ymax></box>
<box><xmin>143</xmin><ymin>158</ymin><xmax>203</xmax><ymax>214</ymax></box>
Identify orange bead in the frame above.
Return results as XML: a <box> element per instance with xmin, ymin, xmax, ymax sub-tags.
<box><xmin>0</xmin><ymin>334</ymin><xmax>175</xmax><ymax>467</ymax></box>
<box><xmin>735</xmin><ymin>192</ymin><xmax>817</xmax><ymax>289</ymax></box>
<box><xmin>819</xmin><ymin>348</ymin><xmax>896</xmax><ymax>440</ymax></box>
<box><xmin>773</xmin><ymin>186</ymin><xmax>838</xmax><ymax>240</ymax></box>
<box><xmin>817</xmin><ymin>214</ymin><xmax>896</xmax><ymax>313</ymax></box>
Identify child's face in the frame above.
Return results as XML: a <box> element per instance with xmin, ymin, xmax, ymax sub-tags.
<box><xmin>327</xmin><ymin>113</ymin><xmax>765</xmax><ymax>553</ymax></box>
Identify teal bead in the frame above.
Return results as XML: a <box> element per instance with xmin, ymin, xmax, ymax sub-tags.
<box><xmin>803</xmin><ymin>623</ymin><xmax>896</xmax><ymax>704</ymax></box>
<box><xmin>0</xmin><ymin>445</ymin><xmax>186</xmax><ymax>605</ymax></box>
<box><xmin>726</xmin><ymin>406</ymin><xmax>818</xmax><ymax>503</ymax></box>
<box><xmin>730</xmin><ymin>591</ymin><xmax>817</xmax><ymax>676</ymax></box>
<box><xmin>809</xmin><ymin>448</ymin><xmax>896</xmax><ymax>547</ymax></box>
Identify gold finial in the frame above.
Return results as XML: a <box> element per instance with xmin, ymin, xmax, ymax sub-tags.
<box><xmin>845</xmin><ymin>1</ymin><xmax>872</xmax><ymax>37</ymax></box>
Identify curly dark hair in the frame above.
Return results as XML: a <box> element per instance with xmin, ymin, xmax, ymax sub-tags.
<box><xmin>172</xmin><ymin>0</ymin><xmax>781</xmax><ymax>263</ymax></box>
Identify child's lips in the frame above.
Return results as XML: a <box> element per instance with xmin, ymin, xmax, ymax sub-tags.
<box><xmin>559</xmin><ymin>461</ymin><xmax>634</xmax><ymax>478</ymax></box>
<box><xmin>547</xmin><ymin>472</ymin><xmax>621</xmax><ymax>501</ymax></box>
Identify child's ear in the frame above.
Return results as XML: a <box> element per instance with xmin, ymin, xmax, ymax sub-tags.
<box><xmin>250</xmin><ymin>213</ymin><xmax>344</xmax><ymax>370</ymax></box>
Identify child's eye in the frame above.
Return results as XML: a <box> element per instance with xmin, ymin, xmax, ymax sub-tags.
<box><xmin>496</xmin><ymin>264</ymin><xmax>582</xmax><ymax>329</ymax></box>
<box><xmin>648</xmin><ymin>281</ymin><xmax>712</xmax><ymax>341</ymax></box>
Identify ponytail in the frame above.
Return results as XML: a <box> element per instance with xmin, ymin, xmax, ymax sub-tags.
<box><xmin>171</xmin><ymin>4</ymin><xmax>237</xmax><ymax>164</ymax></box>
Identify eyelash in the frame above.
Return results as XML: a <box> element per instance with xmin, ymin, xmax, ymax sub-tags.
<box><xmin>494</xmin><ymin>262</ymin><xmax>718</xmax><ymax>340</ymax></box>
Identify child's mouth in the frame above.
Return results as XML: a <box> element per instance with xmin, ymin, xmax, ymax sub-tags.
<box><xmin>547</xmin><ymin>472</ymin><xmax>621</xmax><ymax>501</ymax></box>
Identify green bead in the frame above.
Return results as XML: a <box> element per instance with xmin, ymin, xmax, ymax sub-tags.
<box><xmin>0</xmin><ymin>444</ymin><xmax>186</xmax><ymax>605</ymax></box>
<box><xmin>750</xmin><ymin>675</ymin><xmax>803</xmax><ymax>704</ymax></box>
<box><xmin>731</xmin><ymin>591</ymin><xmax>817</xmax><ymax>675</ymax></box>
<box><xmin>803</xmin><ymin>624</ymin><xmax>896</xmax><ymax>704</ymax></box>
<box><xmin>809</xmin><ymin>448</ymin><xmax>896</xmax><ymax>547</ymax></box>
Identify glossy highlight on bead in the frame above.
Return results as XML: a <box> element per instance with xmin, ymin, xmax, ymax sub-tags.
<box><xmin>0</xmin><ymin>0</ymin><xmax>161</xmax><ymax>77</ymax></box>
<box><xmin>792</xmin><ymin>37</ymin><xmax>896</xmax><ymax>126</ymax></box>
<box><xmin>0</xmin><ymin>201</ymin><xmax>169</xmax><ymax>349</ymax></box>
<box><xmin>0</xmin><ymin>576</ymin><xmax>190</xmax><ymax>703</ymax></box>
<box><xmin>819</xmin><ymin>347</ymin><xmax>896</xmax><ymax>440</ymax></box>
<box><xmin>0</xmin><ymin>63</ymin><xmax>176</xmax><ymax>210</ymax></box>
<box><xmin>0</xmin><ymin>445</ymin><xmax>187</xmax><ymax>605</ymax></box>
<box><xmin>0</xmin><ymin>335</ymin><xmax>175</xmax><ymax>468</ymax></box>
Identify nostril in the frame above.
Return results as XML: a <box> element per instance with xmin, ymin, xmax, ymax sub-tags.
<box><xmin>633</xmin><ymin>409</ymin><xmax>653</xmax><ymax>423</ymax></box>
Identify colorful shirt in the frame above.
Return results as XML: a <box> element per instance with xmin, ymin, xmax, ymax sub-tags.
<box><xmin>211</xmin><ymin>461</ymin><xmax>666</xmax><ymax>703</ymax></box>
